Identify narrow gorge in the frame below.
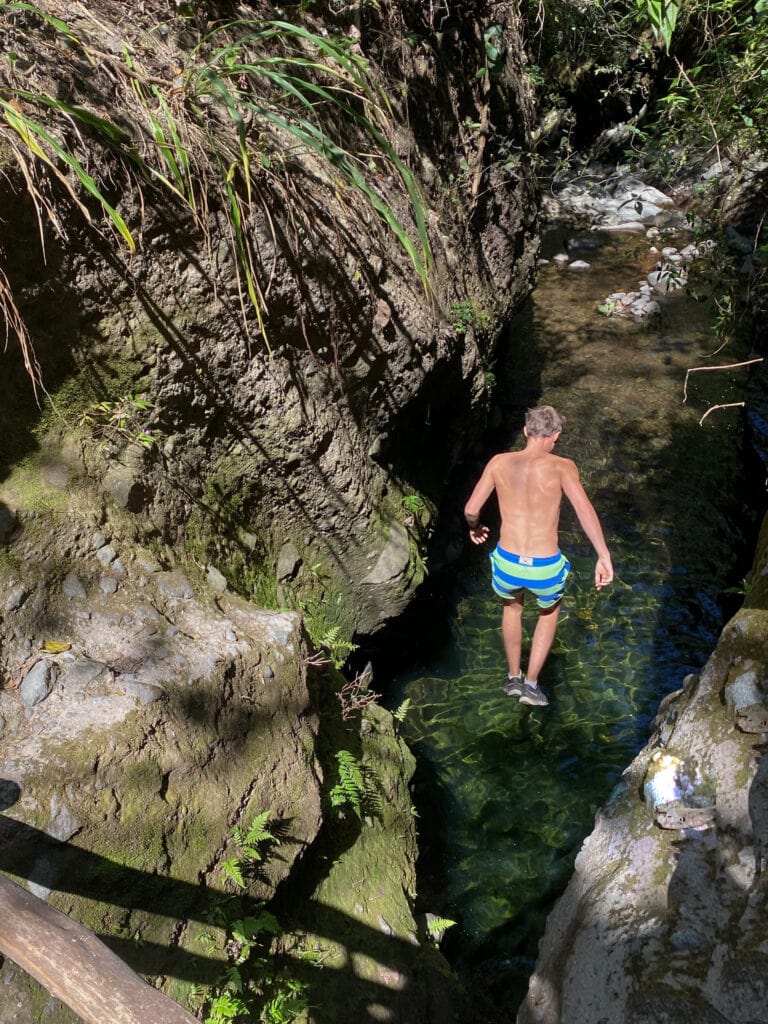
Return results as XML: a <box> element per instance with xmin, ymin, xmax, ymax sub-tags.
<box><xmin>0</xmin><ymin>2</ymin><xmax>766</xmax><ymax>1023</ymax></box>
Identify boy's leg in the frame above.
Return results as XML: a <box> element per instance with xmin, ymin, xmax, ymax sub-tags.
<box><xmin>526</xmin><ymin>602</ymin><xmax>561</xmax><ymax>683</ymax></box>
<box><xmin>501</xmin><ymin>594</ymin><xmax>525</xmax><ymax>677</ymax></box>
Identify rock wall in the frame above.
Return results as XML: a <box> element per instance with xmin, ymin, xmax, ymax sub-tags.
<box><xmin>0</xmin><ymin>487</ymin><xmax>450</xmax><ymax>1021</ymax></box>
<box><xmin>518</xmin><ymin>507</ymin><xmax>768</xmax><ymax>1024</ymax></box>
<box><xmin>0</xmin><ymin>0</ymin><xmax>538</xmax><ymax>641</ymax></box>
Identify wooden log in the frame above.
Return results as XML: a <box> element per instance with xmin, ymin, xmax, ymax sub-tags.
<box><xmin>0</xmin><ymin>873</ymin><xmax>198</xmax><ymax>1024</ymax></box>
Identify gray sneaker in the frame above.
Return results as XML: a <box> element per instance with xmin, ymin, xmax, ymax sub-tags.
<box><xmin>503</xmin><ymin>674</ymin><xmax>524</xmax><ymax>697</ymax></box>
<box><xmin>519</xmin><ymin>682</ymin><xmax>549</xmax><ymax>707</ymax></box>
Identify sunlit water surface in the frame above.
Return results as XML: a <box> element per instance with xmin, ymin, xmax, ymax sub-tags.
<box><xmin>385</xmin><ymin>228</ymin><xmax>760</xmax><ymax>1015</ymax></box>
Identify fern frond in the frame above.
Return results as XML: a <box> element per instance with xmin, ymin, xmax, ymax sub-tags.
<box><xmin>393</xmin><ymin>697</ymin><xmax>412</xmax><ymax>723</ymax></box>
<box><xmin>427</xmin><ymin>916</ymin><xmax>457</xmax><ymax>936</ymax></box>
<box><xmin>330</xmin><ymin>749</ymin><xmax>365</xmax><ymax>818</ymax></box>
<box><xmin>221</xmin><ymin>857</ymin><xmax>245</xmax><ymax>888</ymax></box>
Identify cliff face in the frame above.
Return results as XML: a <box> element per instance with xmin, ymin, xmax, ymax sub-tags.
<box><xmin>0</xmin><ymin>0</ymin><xmax>538</xmax><ymax>641</ymax></box>
<box><xmin>0</xmin><ymin>500</ymin><xmax>446</xmax><ymax>1021</ymax></box>
<box><xmin>519</xmin><ymin>512</ymin><xmax>768</xmax><ymax>1024</ymax></box>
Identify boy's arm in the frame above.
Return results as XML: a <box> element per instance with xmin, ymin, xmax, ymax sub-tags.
<box><xmin>464</xmin><ymin>459</ymin><xmax>497</xmax><ymax>545</ymax></box>
<box><xmin>561</xmin><ymin>460</ymin><xmax>614</xmax><ymax>588</ymax></box>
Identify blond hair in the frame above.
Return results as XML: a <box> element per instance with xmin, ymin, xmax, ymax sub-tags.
<box><xmin>525</xmin><ymin>405</ymin><xmax>565</xmax><ymax>437</ymax></box>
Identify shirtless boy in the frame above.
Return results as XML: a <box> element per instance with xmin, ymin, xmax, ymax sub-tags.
<box><xmin>464</xmin><ymin>405</ymin><xmax>613</xmax><ymax>707</ymax></box>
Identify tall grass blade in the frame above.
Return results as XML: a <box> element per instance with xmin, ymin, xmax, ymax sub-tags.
<box><xmin>0</xmin><ymin>101</ymin><xmax>135</xmax><ymax>252</ymax></box>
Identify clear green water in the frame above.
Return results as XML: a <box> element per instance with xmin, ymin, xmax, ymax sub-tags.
<box><xmin>384</xmin><ymin>228</ymin><xmax>760</xmax><ymax>1014</ymax></box>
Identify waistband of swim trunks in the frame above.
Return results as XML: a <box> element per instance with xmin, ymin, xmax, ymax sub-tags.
<box><xmin>494</xmin><ymin>546</ymin><xmax>563</xmax><ymax>567</ymax></box>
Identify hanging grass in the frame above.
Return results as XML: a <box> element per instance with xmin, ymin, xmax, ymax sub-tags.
<box><xmin>0</xmin><ymin>1</ymin><xmax>434</xmax><ymax>375</ymax></box>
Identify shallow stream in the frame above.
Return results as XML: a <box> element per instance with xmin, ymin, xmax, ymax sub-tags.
<box><xmin>384</xmin><ymin>226</ymin><xmax>761</xmax><ymax>1016</ymax></box>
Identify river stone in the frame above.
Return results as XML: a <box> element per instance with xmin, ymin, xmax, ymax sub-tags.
<box><xmin>117</xmin><ymin>679</ymin><xmax>165</xmax><ymax>704</ymax></box>
<box><xmin>62</xmin><ymin>572</ymin><xmax>87</xmax><ymax>599</ymax></box>
<box><xmin>612</xmin><ymin>175</ymin><xmax>674</xmax><ymax>208</ymax></box>
<box><xmin>20</xmin><ymin>660</ymin><xmax>56</xmax><ymax>706</ymax></box>
<box><xmin>0</xmin><ymin>505</ymin><xmax>17</xmax><ymax>543</ymax></box>
<box><xmin>276</xmin><ymin>541</ymin><xmax>302</xmax><ymax>582</ymax></box>
<box><xmin>61</xmin><ymin>658</ymin><xmax>109</xmax><ymax>688</ymax></box>
<box><xmin>565</xmin><ymin>233</ymin><xmax>605</xmax><ymax>252</ymax></box>
<box><xmin>598</xmin><ymin>221</ymin><xmax>647</xmax><ymax>233</ymax></box>
<box><xmin>156</xmin><ymin>571</ymin><xmax>194</xmax><ymax>600</ymax></box>
<box><xmin>4</xmin><ymin>585</ymin><xmax>28</xmax><ymax>612</ymax></box>
<box><xmin>47</xmin><ymin>794</ymin><xmax>82</xmax><ymax>842</ymax></box>
<box><xmin>207</xmin><ymin>565</ymin><xmax>228</xmax><ymax>592</ymax></box>
<box><xmin>362</xmin><ymin>522</ymin><xmax>411</xmax><ymax>585</ymax></box>
<box><xmin>96</xmin><ymin>544</ymin><xmax>117</xmax><ymax>566</ymax></box>
<box><xmin>99</xmin><ymin>576</ymin><xmax>119</xmax><ymax>595</ymax></box>
<box><xmin>567</xmin><ymin>259</ymin><xmax>591</xmax><ymax>271</ymax></box>
<box><xmin>724</xmin><ymin>660</ymin><xmax>763</xmax><ymax>710</ymax></box>
<box><xmin>102</xmin><ymin>465</ymin><xmax>148</xmax><ymax>511</ymax></box>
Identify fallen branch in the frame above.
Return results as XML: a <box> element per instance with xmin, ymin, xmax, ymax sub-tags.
<box><xmin>683</xmin><ymin>357</ymin><xmax>763</xmax><ymax>403</ymax></box>
<box><xmin>698</xmin><ymin>401</ymin><xmax>745</xmax><ymax>425</ymax></box>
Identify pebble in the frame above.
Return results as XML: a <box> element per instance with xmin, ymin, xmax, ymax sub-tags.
<box><xmin>568</xmin><ymin>260</ymin><xmax>591</xmax><ymax>271</ymax></box>
<box><xmin>99</xmin><ymin>576</ymin><xmax>118</xmax><ymax>595</ymax></box>
<box><xmin>207</xmin><ymin>565</ymin><xmax>228</xmax><ymax>592</ymax></box>
<box><xmin>63</xmin><ymin>573</ymin><xmax>87</xmax><ymax>599</ymax></box>
<box><xmin>96</xmin><ymin>544</ymin><xmax>117</xmax><ymax>567</ymax></box>
<box><xmin>21</xmin><ymin>661</ymin><xmax>57</xmax><ymax>707</ymax></box>
<box><xmin>4</xmin><ymin>585</ymin><xmax>28</xmax><ymax>612</ymax></box>
<box><xmin>157</xmin><ymin>572</ymin><xmax>194</xmax><ymax>600</ymax></box>
<box><xmin>118</xmin><ymin>679</ymin><xmax>165</xmax><ymax>704</ymax></box>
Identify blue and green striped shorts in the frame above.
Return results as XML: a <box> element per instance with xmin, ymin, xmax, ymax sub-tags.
<box><xmin>490</xmin><ymin>545</ymin><xmax>571</xmax><ymax>609</ymax></box>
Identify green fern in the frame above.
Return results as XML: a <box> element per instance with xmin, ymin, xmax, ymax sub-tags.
<box><xmin>392</xmin><ymin>697</ymin><xmax>412</xmax><ymax>724</ymax></box>
<box><xmin>222</xmin><ymin>809</ymin><xmax>278</xmax><ymax>888</ymax></box>
<box><xmin>329</xmin><ymin>749</ymin><xmax>365</xmax><ymax>819</ymax></box>
<box><xmin>427</xmin><ymin>916</ymin><xmax>457</xmax><ymax>937</ymax></box>
<box><xmin>231</xmin><ymin>809</ymin><xmax>276</xmax><ymax>854</ymax></box>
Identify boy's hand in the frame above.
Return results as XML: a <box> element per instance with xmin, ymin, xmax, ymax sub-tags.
<box><xmin>469</xmin><ymin>524</ymin><xmax>490</xmax><ymax>545</ymax></box>
<box><xmin>595</xmin><ymin>557</ymin><xmax>614</xmax><ymax>589</ymax></box>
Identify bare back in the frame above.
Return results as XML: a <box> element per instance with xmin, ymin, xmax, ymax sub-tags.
<box><xmin>490</xmin><ymin>450</ymin><xmax>568</xmax><ymax>556</ymax></box>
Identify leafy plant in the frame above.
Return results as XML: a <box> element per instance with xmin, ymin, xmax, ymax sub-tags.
<box><xmin>80</xmin><ymin>393</ymin><xmax>156</xmax><ymax>449</ymax></box>
<box><xmin>449</xmin><ymin>298</ymin><xmax>489</xmax><ymax>334</ymax></box>
<box><xmin>427</xmin><ymin>916</ymin><xmax>457</xmax><ymax>938</ymax></box>
<box><xmin>392</xmin><ymin>697</ymin><xmax>412</xmax><ymax>724</ymax></box>
<box><xmin>202</xmin><ymin>910</ymin><xmax>307</xmax><ymax>1024</ymax></box>
<box><xmin>194</xmin><ymin>809</ymin><xmax>308</xmax><ymax>1024</ymax></box>
<box><xmin>480</xmin><ymin>23</ymin><xmax>505</xmax><ymax>80</ymax></box>
<box><xmin>329</xmin><ymin>749</ymin><xmax>371</xmax><ymax>819</ymax></box>
<box><xmin>221</xmin><ymin>810</ymin><xmax>278</xmax><ymax>889</ymax></box>
<box><xmin>0</xmin><ymin>3</ymin><xmax>435</xmax><ymax>378</ymax></box>
<box><xmin>314</xmin><ymin>624</ymin><xmax>357</xmax><ymax>670</ymax></box>
<box><xmin>597</xmin><ymin>299</ymin><xmax>619</xmax><ymax>317</ymax></box>
<box><xmin>401</xmin><ymin>494</ymin><xmax>425</xmax><ymax>516</ymax></box>
<box><xmin>635</xmin><ymin>0</ymin><xmax>680</xmax><ymax>51</ymax></box>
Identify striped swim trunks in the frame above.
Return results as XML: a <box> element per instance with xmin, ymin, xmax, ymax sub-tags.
<box><xmin>490</xmin><ymin>545</ymin><xmax>571</xmax><ymax>609</ymax></box>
